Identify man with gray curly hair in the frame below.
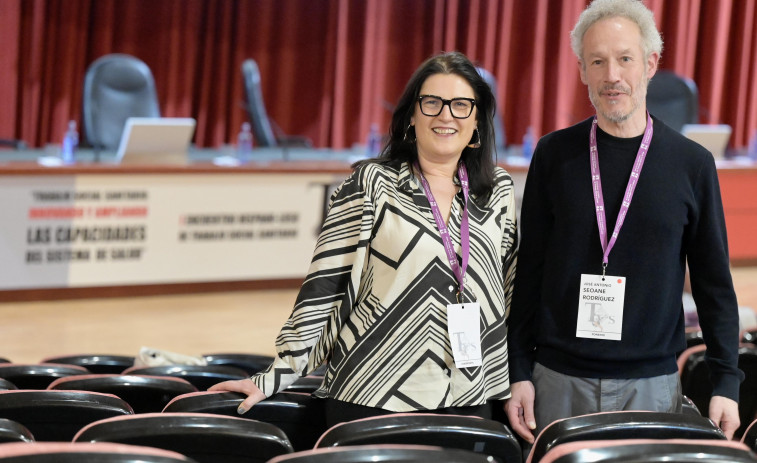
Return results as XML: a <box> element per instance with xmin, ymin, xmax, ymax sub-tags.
<box><xmin>506</xmin><ymin>0</ymin><xmax>742</xmax><ymax>444</ymax></box>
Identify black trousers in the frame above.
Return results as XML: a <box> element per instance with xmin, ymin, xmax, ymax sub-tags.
<box><xmin>324</xmin><ymin>398</ymin><xmax>493</xmax><ymax>428</ymax></box>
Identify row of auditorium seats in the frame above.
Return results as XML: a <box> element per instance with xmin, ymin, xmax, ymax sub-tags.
<box><xmin>2</xmin><ymin>347</ymin><xmax>757</xmax><ymax>462</ymax></box>
<box><xmin>2</xmin><ymin>400</ymin><xmax>757</xmax><ymax>462</ymax></box>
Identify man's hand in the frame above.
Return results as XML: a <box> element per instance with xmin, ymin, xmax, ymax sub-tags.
<box><xmin>504</xmin><ymin>380</ymin><xmax>537</xmax><ymax>443</ymax></box>
<box><xmin>709</xmin><ymin>395</ymin><xmax>740</xmax><ymax>440</ymax></box>
<box><xmin>208</xmin><ymin>378</ymin><xmax>266</xmax><ymax>414</ymax></box>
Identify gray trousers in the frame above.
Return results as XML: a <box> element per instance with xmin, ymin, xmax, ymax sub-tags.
<box><xmin>533</xmin><ymin>363</ymin><xmax>682</xmax><ymax>436</ymax></box>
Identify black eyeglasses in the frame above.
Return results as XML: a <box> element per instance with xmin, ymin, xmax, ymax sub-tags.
<box><xmin>417</xmin><ymin>95</ymin><xmax>476</xmax><ymax>119</ymax></box>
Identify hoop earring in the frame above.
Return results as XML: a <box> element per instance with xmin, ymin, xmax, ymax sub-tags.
<box><xmin>403</xmin><ymin>124</ymin><xmax>416</xmax><ymax>143</ymax></box>
<box><xmin>468</xmin><ymin>127</ymin><xmax>481</xmax><ymax>148</ymax></box>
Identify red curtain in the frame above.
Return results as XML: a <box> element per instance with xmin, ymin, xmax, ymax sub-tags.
<box><xmin>1</xmin><ymin>0</ymin><xmax>756</xmax><ymax>150</ymax></box>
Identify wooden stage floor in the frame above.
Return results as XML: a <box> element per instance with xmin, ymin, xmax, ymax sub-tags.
<box><xmin>3</xmin><ymin>266</ymin><xmax>757</xmax><ymax>366</ymax></box>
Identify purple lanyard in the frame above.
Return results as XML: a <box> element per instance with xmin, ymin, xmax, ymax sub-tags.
<box><xmin>590</xmin><ymin>112</ymin><xmax>653</xmax><ymax>275</ymax></box>
<box><xmin>414</xmin><ymin>162</ymin><xmax>470</xmax><ymax>301</ymax></box>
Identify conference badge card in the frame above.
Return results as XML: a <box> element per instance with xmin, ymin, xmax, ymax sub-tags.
<box><xmin>576</xmin><ymin>274</ymin><xmax>626</xmax><ymax>341</ymax></box>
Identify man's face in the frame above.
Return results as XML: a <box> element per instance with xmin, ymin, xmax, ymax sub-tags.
<box><xmin>579</xmin><ymin>16</ymin><xmax>658</xmax><ymax>127</ymax></box>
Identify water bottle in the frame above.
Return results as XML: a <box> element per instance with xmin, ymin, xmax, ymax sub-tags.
<box><xmin>522</xmin><ymin>126</ymin><xmax>535</xmax><ymax>161</ymax></box>
<box><xmin>236</xmin><ymin>122</ymin><xmax>253</xmax><ymax>163</ymax></box>
<box><xmin>366</xmin><ymin>123</ymin><xmax>382</xmax><ymax>157</ymax></box>
<box><xmin>748</xmin><ymin>129</ymin><xmax>757</xmax><ymax>161</ymax></box>
<box><xmin>61</xmin><ymin>120</ymin><xmax>79</xmax><ymax>164</ymax></box>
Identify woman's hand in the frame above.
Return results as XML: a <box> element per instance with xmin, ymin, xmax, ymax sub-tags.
<box><xmin>208</xmin><ymin>378</ymin><xmax>266</xmax><ymax>414</ymax></box>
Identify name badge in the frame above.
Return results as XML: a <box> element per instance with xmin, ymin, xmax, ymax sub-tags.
<box><xmin>576</xmin><ymin>274</ymin><xmax>626</xmax><ymax>341</ymax></box>
<box><xmin>447</xmin><ymin>302</ymin><xmax>482</xmax><ymax>368</ymax></box>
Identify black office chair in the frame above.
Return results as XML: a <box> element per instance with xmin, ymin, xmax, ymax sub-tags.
<box><xmin>241</xmin><ymin>59</ymin><xmax>312</xmax><ymax>148</ymax></box>
<box><xmin>646</xmin><ymin>69</ymin><xmax>698</xmax><ymax>132</ymax></box>
<box><xmin>82</xmin><ymin>53</ymin><xmax>160</xmax><ymax>152</ymax></box>
<box><xmin>476</xmin><ymin>66</ymin><xmax>507</xmax><ymax>150</ymax></box>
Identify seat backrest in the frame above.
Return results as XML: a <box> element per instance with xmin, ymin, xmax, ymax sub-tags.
<box><xmin>267</xmin><ymin>444</ymin><xmax>496</xmax><ymax>463</ymax></box>
<box><xmin>74</xmin><ymin>412</ymin><xmax>294</xmax><ymax>463</ymax></box>
<box><xmin>315</xmin><ymin>412</ymin><xmax>522</xmax><ymax>463</ymax></box>
<box><xmin>540</xmin><ymin>438</ymin><xmax>756</xmax><ymax>463</ymax></box>
<box><xmin>241</xmin><ymin>59</ymin><xmax>278</xmax><ymax>147</ymax></box>
<box><xmin>527</xmin><ymin>410</ymin><xmax>725</xmax><ymax>463</ymax></box>
<box><xmin>48</xmin><ymin>374</ymin><xmax>198</xmax><ymax>413</ymax></box>
<box><xmin>83</xmin><ymin>53</ymin><xmax>161</xmax><ymax>151</ymax></box>
<box><xmin>0</xmin><ymin>379</ymin><xmax>16</xmax><ymax>391</ymax></box>
<box><xmin>741</xmin><ymin>418</ymin><xmax>757</xmax><ymax>452</ymax></box>
<box><xmin>476</xmin><ymin>66</ymin><xmax>507</xmax><ymax>150</ymax></box>
<box><xmin>0</xmin><ymin>390</ymin><xmax>133</xmax><ymax>441</ymax></box>
<box><xmin>646</xmin><ymin>69</ymin><xmax>699</xmax><ymax>132</ymax></box>
<box><xmin>678</xmin><ymin>343</ymin><xmax>757</xmax><ymax>439</ymax></box>
<box><xmin>202</xmin><ymin>353</ymin><xmax>274</xmax><ymax>375</ymax></box>
<box><xmin>0</xmin><ymin>442</ymin><xmax>198</xmax><ymax>463</ymax></box>
<box><xmin>121</xmin><ymin>364</ymin><xmax>249</xmax><ymax>391</ymax></box>
<box><xmin>0</xmin><ymin>418</ymin><xmax>34</xmax><ymax>443</ymax></box>
<box><xmin>163</xmin><ymin>391</ymin><xmax>326</xmax><ymax>452</ymax></box>
<box><xmin>0</xmin><ymin>363</ymin><xmax>90</xmax><ymax>389</ymax></box>
<box><xmin>41</xmin><ymin>354</ymin><xmax>136</xmax><ymax>374</ymax></box>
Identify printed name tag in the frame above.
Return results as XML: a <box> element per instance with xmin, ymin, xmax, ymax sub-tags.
<box><xmin>576</xmin><ymin>274</ymin><xmax>626</xmax><ymax>341</ymax></box>
<box><xmin>447</xmin><ymin>302</ymin><xmax>482</xmax><ymax>368</ymax></box>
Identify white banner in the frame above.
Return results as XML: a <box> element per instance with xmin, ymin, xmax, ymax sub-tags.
<box><xmin>0</xmin><ymin>173</ymin><xmax>345</xmax><ymax>290</ymax></box>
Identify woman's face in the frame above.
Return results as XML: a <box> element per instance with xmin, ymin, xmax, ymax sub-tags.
<box><xmin>411</xmin><ymin>73</ymin><xmax>478</xmax><ymax>164</ymax></box>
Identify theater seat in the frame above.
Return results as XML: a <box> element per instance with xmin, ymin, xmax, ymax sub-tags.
<box><xmin>0</xmin><ymin>418</ymin><xmax>34</xmax><ymax>443</ymax></box>
<box><xmin>741</xmin><ymin>418</ymin><xmax>757</xmax><ymax>452</ymax></box>
<box><xmin>0</xmin><ymin>390</ymin><xmax>133</xmax><ymax>441</ymax></box>
<box><xmin>121</xmin><ymin>364</ymin><xmax>249</xmax><ymax>390</ymax></box>
<box><xmin>0</xmin><ymin>379</ymin><xmax>16</xmax><ymax>391</ymax></box>
<box><xmin>539</xmin><ymin>438</ymin><xmax>756</xmax><ymax>463</ymax></box>
<box><xmin>267</xmin><ymin>444</ymin><xmax>496</xmax><ymax>463</ymax></box>
<box><xmin>678</xmin><ymin>343</ymin><xmax>757</xmax><ymax>438</ymax></box>
<box><xmin>0</xmin><ymin>442</ymin><xmax>198</xmax><ymax>463</ymax></box>
<box><xmin>526</xmin><ymin>410</ymin><xmax>725</xmax><ymax>463</ymax></box>
<box><xmin>74</xmin><ymin>412</ymin><xmax>294</xmax><ymax>463</ymax></box>
<box><xmin>41</xmin><ymin>354</ymin><xmax>136</xmax><ymax>374</ymax></box>
<box><xmin>0</xmin><ymin>363</ymin><xmax>90</xmax><ymax>389</ymax></box>
<box><xmin>48</xmin><ymin>374</ymin><xmax>198</xmax><ymax>413</ymax></box>
<box><xmin>314</xmin><ymin>412</ymin><xmax>522</xmax><ymax>463</ymax></box>
<box><xmin>162</xmin><ymin>390</ymin><xmax>326</xmax><ymax>451</ymax></box>
<box><xmin>202</xmin><ymin>353</ymin><xmax>274</xmax><ymax>375</ymax></box>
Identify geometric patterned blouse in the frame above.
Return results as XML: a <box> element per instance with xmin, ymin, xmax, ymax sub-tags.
<box><xmin>251</xmin><ymin>160</ymin><xmax>518</xmax><ymax>411</ymax></box>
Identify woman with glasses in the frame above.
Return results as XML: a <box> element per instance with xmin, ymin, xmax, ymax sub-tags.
<box><xmin>210</xmin><ymin>51</ymin><xmax>518</xmax><ymax>426</ymax></box>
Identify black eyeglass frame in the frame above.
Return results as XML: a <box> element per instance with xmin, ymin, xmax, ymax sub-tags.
<box><xmin>416</xmin><ymin>94</ymin><xmax>477</xmax><ymax>119</ymax></box>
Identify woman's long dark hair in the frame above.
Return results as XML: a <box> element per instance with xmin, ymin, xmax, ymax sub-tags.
<box><xmin>355</xmin><ymin>51</ymin><xmax>498</xmax><ymax>204</ymax></box>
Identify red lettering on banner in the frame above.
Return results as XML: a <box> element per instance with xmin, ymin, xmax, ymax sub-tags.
<box><xmin>28</xmin><ymin>208</ymin><xmax>84</xmax><ymax>219</ymax></box>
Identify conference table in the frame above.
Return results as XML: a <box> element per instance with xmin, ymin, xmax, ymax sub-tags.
<box><xmin>1</xmin><ymin>146</ymin><xmax>753</xmax><ymax>302</ymax></box>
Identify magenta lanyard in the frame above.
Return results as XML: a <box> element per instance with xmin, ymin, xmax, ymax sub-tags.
<box><xmin>414</xmin><ymin>161</ymin><xmax>470</xmax><ymax>301</ymax></box>
<box><xmin>590</xmin><ymin>112</ymin><xmax>653</xmax><ymax>275</ymax></box>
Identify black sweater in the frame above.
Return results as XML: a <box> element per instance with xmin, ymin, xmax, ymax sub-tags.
<box><xmin>508</xmin><ymin>116</ymin><xmax>743</xmax><ymax>401</ymax></box>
